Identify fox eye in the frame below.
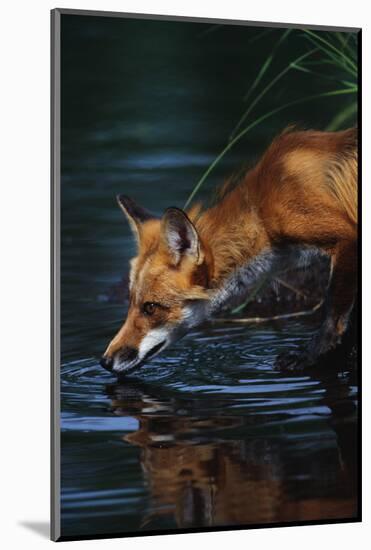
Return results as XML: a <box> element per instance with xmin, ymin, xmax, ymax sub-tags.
<box><xmin>142</xmin><ymin>302</ymin><xmax>157</xmax><ymax>316</ymax></box>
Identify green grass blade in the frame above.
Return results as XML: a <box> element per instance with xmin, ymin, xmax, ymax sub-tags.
<box><xmin>326</xmin><ymin>102</ymin><xmax>357</xmax><ymax>131</ymax></box>
<box><xmin>231</xmin><ymin>273</ymin><xmax>271</xmax><ymax>314</ymax></box>
<box><xmin>305</xmin><ymin>29</ymin><xmax>357</xmax><ymax>68</ymax></box>
<box><xmin>290</xmin><ymin>62</ymin><xmax>312</xmax><ymax>73</ymax></box>
<box><xmin>230</xmin><ymin>48</ymin><xmax>317</xmax><ymax>140</ymax></box>
<box><xmin>304</xmin><ymin>35</ymin><xmax>357</xmax><ymax>78</ymax></box>
<box><xmin>243</xmin><ymin>28</ymin><xmax>291</xmax><ymax>104</ymax></box>
<box><xmin>303</xmin><ymin>29</ymin><xmax>357</xmax><ymax>74</ymax></box>
<box><xmin>197</xmin><ymin>24</ymin><xmax>223</xmax><ymax>38</ymax></box>
<box><xmin>184</xmin><ymin>87</ymin><xmax>356</xmax><ymax>208</ymax></box>
<box><xmin>243</xmin><ymin>55</ymin><xmax>274</xmax><ymax>102</ymax></box>
<box><xmin>248</xmin><ymin>28</ymin><xmax>274</xmax><ymax>44</ymax></box>
<box><xmin>291</xmin><ymin>62</ymin><xmax>357</xmax><ymax>88</ymax></box>
<box><xmin>335</xmin><ymin>31</ymin><xmax>357</xmax><ymax>59</ymax></box>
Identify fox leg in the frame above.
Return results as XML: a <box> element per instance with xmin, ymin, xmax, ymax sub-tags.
<box><xmin>314</xmin><ymin>239</ymin><xmax>357</xmax><ymax>350</ymax></box>
<box><xmin>276</xmin><ymin>238</ymin><xmax>357</xmax><ymax>371</ymax></box>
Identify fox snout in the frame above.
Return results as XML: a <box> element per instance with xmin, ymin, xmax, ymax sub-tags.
<box><xmin>100</xmin><ymin>346</ymin><xmax>138</xmax><ymax>372</ymax></box>
<box><xmin>100</xmin><ymin>328</ymin><xmax>170</xmax><ymax>376</ymax></box>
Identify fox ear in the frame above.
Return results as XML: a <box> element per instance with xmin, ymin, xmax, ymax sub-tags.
<box><xmin>161</xmin><ymin>207</ymin><xmax>203</xmax><ymax>266</ymax></box>
<box><xmin>117</xmin><ymin>194</ymin><xmax>156</xmax><ymax>240</ymax></box>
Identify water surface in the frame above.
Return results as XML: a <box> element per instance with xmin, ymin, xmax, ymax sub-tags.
<box><xmin>61</xmin><ymin>319</ymin><xmax>358</xmax><ymax>537</ymax></box>
<box><xmin>60</xmin><ymin>15</ymin><xmax>358</xmax><ymax>538</ymax></box>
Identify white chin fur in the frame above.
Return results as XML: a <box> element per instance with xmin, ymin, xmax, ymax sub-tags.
<box><xmin>112</xmin><ymin>307</ymin><xmax>208</xmax><ymax>373</ymax></box>
<box><xmin>138</xmin><ymin>327</ymin><xmax>170</xmax><ymax>361</ymax></box>
<box><xmin>112</xmin><ymin>357</ymin><xmax>138</xmax><ymax>374</ymax></box>
<box><xmin>111</xmin><ymin>328</ymin><xmax>170</xmax><ymax>374</ymax></box>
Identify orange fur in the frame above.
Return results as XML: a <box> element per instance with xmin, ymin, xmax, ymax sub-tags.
<box><xmin>195</xmin><ymin>127</ymin><xmax>357</xmax><ymax>287</ymax></box>
<box><xmin>102</xmin><ymin>128</ymin><xmax>358</xmax><ymax>372</ymax></box>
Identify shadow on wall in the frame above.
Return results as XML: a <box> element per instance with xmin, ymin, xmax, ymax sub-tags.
<box><xmin>18</xmin><ymin>521</ymin><xmax>49</xmax><ymax>539</ymax></box>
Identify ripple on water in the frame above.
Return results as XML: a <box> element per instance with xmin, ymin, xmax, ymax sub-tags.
<box><xmin>60</xmin><ymin>319</ymin><xmax>358</xmax><ymax>536</ymax></box>
<box><xmin>60</xmin><ymin>321</ymin><xmax>345</xmax><ymax>431</ymax></box>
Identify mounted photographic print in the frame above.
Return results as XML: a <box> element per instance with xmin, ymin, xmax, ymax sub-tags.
<box><xmin>51</xmin><ymin>8</ymin><xmax>361</xmax><ymax>542</ymax></box>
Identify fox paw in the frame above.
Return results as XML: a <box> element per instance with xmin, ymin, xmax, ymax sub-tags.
<box><xmin>274</xmin><ymin>350</ymin><xmax>315</xmax><ymax>372</ymax></box>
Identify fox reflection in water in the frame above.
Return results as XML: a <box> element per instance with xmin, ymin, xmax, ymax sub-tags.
<box><xmin>105</xmin><ymin>362</ymin><xmax>358</xmax><ymax>530</ymax></box>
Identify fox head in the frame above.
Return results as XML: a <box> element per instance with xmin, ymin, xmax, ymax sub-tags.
<box><xmin>100</xmin><ymin>195</ymin><xmax>213</xmax><ymax>375</ymax></box>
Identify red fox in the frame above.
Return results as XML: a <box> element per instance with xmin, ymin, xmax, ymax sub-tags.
<box><xmin>100</xmin><ymin>128</ymin><xmax>358</xmax><ymax>375</ymax></box>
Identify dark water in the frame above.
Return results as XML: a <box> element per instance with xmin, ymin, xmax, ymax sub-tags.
<box><xmin>60</xmin><ymin>15</ymin><xmax>358</xmax><ymax>538</ymax></box>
